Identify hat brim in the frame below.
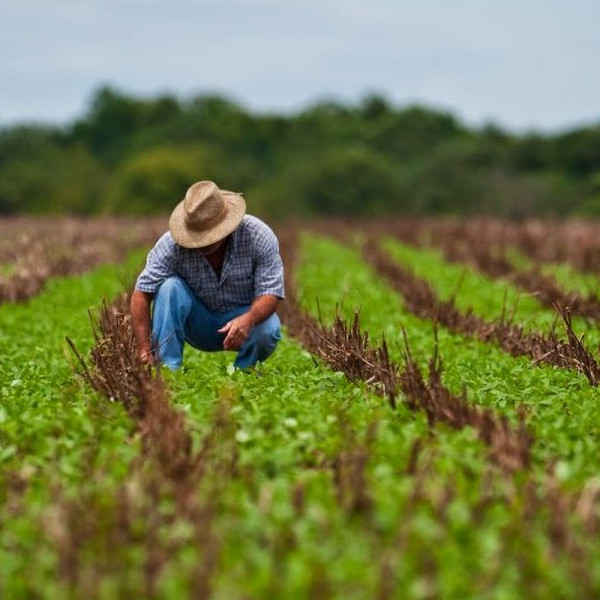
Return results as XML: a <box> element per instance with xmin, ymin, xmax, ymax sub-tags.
<box><xmin>169</xmin><ymin>191</ymin><xmax>246</xmax><ymax>248</ymax></box>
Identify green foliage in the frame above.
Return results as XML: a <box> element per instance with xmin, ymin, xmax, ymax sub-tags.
<box><xmin>0</xmin><ymin>128</ymin><xmax>106</xmax><ymax>213</ymax></box>
<box><xmin>70</xmin><ymin>86</ymin><xmax>184</xmax><ymax>165</ymax></box>
<box><xmin>553</xmin><ymin>126</ymin><xmax>600</xmax><ymax>177</ymax></box>
<box><xmin>1</xmin><ymin>86</ymin><xmax>599</xmax><ymax>217</ymax></box>
<box><xmin>381</xmin><ymin>238</ymin><xmax>554</xmax><ymax>329</ymax></box>
<box><xmin>300</xmin><ymin>146</ymin><xmax>401</xmax><ymax>215</ymax></box>
<box><xmin>297</xmin><ymin>233</ymin><xmax>600</xmax><ymax>480</ymax></box>
<box><xmin>257</xmin><ymin>145</ymin><xmax>402</xmax><ymax>217</ymax></box>
<box><xmin>394</xmin><ymin>136</ymin><xmax>580</xmax><ymax>217</ymax></box>
<box><xmin>105</xmin><ymin>144</ymin><xmax>226</xmax><ymax>214</ymax></box>
<box><xmin>5</xmin><ymin>239</ymin><xmax>600</xmax><ymax>596</ymax></box>
<box><xmin>366</xmin><ymin>103</ymin><xmax>464</xmax><ymax>161</ymax></box>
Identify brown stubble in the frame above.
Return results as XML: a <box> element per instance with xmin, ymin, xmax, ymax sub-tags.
<box><xmin>0</xmin><ymin>216</ymin><xmax>166</xmax><ymax>304</ymax></box>
<box><xmin>276</xmin><ymin>224</ymin><xmax>532</xmax><ymax>475</ymax></box>
<box><xmin>62</xmin><ymin>292</ymin><xmax>232</xmax><ymax>597</ymax></box>
<box><xmin>278</xmin><ymin>222</ymin><xmax>600</xmax><ymax>593</ymax></box>
<box><xmin>361</xmin><ymin>237</ymin><xmax>600</xmax><ymax>386</ymax></box>
<box><xmin>33</xmin><ymin>219</ymin><xmax>600</xmax><ymax>596</ymax></box>
<box><xmin>382</xmin><ymin>217</ymin><xmax>600</xmax><ymax>324</ymax></box>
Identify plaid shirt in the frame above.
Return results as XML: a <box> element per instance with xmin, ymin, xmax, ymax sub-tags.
<box><xmin>135</xmin><ymin>215</ymin><xmax>285</xmax><ymax>312</ymax></box>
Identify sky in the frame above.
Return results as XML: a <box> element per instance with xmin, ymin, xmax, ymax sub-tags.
<box><xmin>2</xmin><ymin>0</ymin><xmax>599</xmax><ymax>132</ymax></box>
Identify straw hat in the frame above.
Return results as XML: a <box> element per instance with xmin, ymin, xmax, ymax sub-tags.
<box><xmin>169</xmin><ymin>181</ymin><xmax>246</xmax><ymax>248</ymax></box>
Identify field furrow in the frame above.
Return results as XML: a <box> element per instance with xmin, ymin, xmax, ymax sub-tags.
<box><xmin>386</xmin><ymin>219</ymin><xmax>600</xmax><ymax>326</ymax></box>
<box><xmin>278</xmin><ymin>227</ymin><xmax>532</xmax><ymax>473</ymax></box>
<box><xmin>360</xmin><ymin>236</ymin><xmax>600</xmax><ymax>385</ymax></box>
<box><xmin>377</xmin><ymin>230</ymin><xmax>600</xmax><ymax>350</ymax></box>
<box><xmin>6</xmin><ymin>220</ymin><xmax>600</xmax><ymax>598</ymax></box>
<box><xmin>295</xmin><ymin>232</ymin><xmax>600</xmax><ymax>482</ymax></box>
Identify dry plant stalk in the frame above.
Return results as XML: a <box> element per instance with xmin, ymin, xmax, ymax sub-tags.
<box><xmin>64</xmin><ymin>290</ymin><xmax>233</xmax><ymax>595</ymax></box>
<box><xmin>400</xmin><ymin>217</ymin><xmax>600</xmax><ymax>276</ymax></box>
<box><xmin>401</xmin><ymin>328</ymin><xmax>532</xmax><ymax>474</ymax></box>
<box><xmin>362</xmin><ymin>237</ymin><xmax>600</xmax><ymax>386</ymax></box>
<box><xmin>554</xmin><ymin>304</ymin><xmax>600</xmax><ymax>386</ymax></box>
<box><xmin>332</xmin><ymin>421</ymin><xmax>377</xmax><ymax>516</ymax></box>
<box><xmin>67</xmin><ymin>292</ymin><xmax>213</xmax><ymax>498</ymax></box>
<box><xmin>380</xmin><ymin>218</ymin><xmax>600</xmax><ymax>324</ymax></box>
<box><xmin>384</xmin><ymin>441</ymin><xmax>600</xmax><ymax>596</ymax></box>
<box><xmin>311</xmin><ymin>311</ymin><xmax>400</xmax><ymax>407</ymax></box>
<box><xmin>277</xmin><ymin>225</ymin><xmax>532</xmax><ymax>473</ymax></box>
<box><xmin>290</xmin><ymin>302</ymin><xmax>531</xmax><ymax>474</ymax></box>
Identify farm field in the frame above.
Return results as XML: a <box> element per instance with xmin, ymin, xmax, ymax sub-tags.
<box><xmin>3</xmin><ymin>217</ymin><xmax>600</xmax><ymax>598</ymax></box>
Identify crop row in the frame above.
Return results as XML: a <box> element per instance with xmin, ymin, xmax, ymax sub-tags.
<box><xmin>362</xmin><ymin>237</ymin><xmax>600</xmax><ymax>385</ymax></box>
<box><xmin>364</xmin><ymin>217</ymin><xmax>600</xmax><ymax>326</ymax></box>
<box><xmin>357</xmin><ymin>217</ymin><xmax>600</xmax><ymax>274</ymax></box>
<box><xmin>309</xmin><ymin>219</ymin><xmax>600</xmax><ymax>385</ymax></box>
<box><xmin>4</xmin><ymin>220</ymin><xmax>600</xmax><ymax>597</ymax></box>
<box><xmin>278</xmin><ymin>229</ymin><xmax>531</xmax><ymax>473</ymax></box>
<box><xmin>65</xmin><ymin>226</ymin><xmax>600</xmax><ymax>595</ymax></box>
<box><xmin>295</xmin><ymin>230</ymin><xmax>600</xmax><ymax>477</ymax></box>
<box><xmin>286</xmin><ymin>228</ymin><xmax>600</xmax><ymax>593</ymax></box>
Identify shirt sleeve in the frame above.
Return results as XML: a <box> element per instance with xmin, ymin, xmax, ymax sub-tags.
<box><xmin>253</xmin><ymin>225</ymin><xmax>285</xmax><ymax>299</ymax></box>
<box><xmin>135</xmin><ymin>232</ymin><xmax>178</xmax><ymax>294</ymax></box>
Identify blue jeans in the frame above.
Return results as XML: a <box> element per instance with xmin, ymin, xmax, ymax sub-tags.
<box><xmin>152</xmin><ymin>277</ymin><xmax>282</xmax><ymax>370</ymax></box>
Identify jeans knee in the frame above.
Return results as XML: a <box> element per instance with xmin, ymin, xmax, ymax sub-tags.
<box><xmin>154</xmin><ymin>277</ymin><xmax>193</xmax><ymax>324</ymax></box>
<box><xmin>156</xmin><ymin>276</ymin><xmax>186</xmax><ymax>298</ymax></box>
<box><xmin>253</xmin><ymin>317</ymin><xmax>281</xmax><ymax>352</ymax></box>
<box><xmin>156</xmin><ymin>277</ymin><xmax>194</xmax><ymax>307</ymax></box>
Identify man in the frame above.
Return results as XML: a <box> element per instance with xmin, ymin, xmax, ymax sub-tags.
<box><xmin>131</xmin><ymin>180</ymin><xmax>284</xmax><ymax>370</ymax></box>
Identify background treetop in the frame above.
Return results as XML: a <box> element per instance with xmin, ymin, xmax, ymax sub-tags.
<box><xmin>1</xmin><ymin>86</ymin><xmax>599</xmax><ymax>219</ymax></box>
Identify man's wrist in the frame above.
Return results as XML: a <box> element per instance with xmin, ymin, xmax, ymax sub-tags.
<box><xmin>245</xmin><ymin>312</ymin><xmax>257</xmax><ymax>329</ymax></box>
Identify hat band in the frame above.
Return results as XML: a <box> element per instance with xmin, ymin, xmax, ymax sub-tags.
<box><xmin>184</xmin><ymin>203</ymin><xmax>228</xmax><ymax>232</ymax></box>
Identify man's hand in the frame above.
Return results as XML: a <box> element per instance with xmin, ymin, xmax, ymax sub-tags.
<box><xmin>132</xmin><ymin>290</ymin><xmax>278</xmax><ymax>359</ymax></box>
<box><xmin>218</xmin><ymin>312</ymin><xmax>254</xmax><ymax>351</ymax></box>
<box><xmin>218</xmin><ymin>296</ymin><xmax>279</xmax><ymax>351</ymax></box>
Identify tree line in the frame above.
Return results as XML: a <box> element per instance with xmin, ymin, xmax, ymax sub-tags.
<box><xmin>1</xmin><ymin>86</ymin><xmax>599</xmax><ymax>219</ymax></box>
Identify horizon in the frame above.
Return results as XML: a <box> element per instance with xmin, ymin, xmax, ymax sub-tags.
<box><xmin>3</xmin><ymin>84</ymin><xmax>600</xmax><ymax>137</ymax></box>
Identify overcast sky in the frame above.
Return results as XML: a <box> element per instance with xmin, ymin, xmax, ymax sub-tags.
<box><xmin>2</xmin><ymin>0</ymin><xmax>599</xmax><ymax>131</ymax></box>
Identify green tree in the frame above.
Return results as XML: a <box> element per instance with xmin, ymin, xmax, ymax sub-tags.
<box><xmin>258</xmin><ymin>146</ymin><xmax>402</xmax><ymax>217</ymax></box>
<box><xmin>552</xmin><ymin>127</ymin><xmax>600</xmax><ymax>176</ymax></box>
<box><xmin>105</xmin><ymin>145</ymin><xmax>226</xmax><ymax>215</ymax></box>
<box><xmin>0</xmin><ymin>127</ymin><xmax>105</xmax><ymax>214</ymax></box>
<box><xmin>70</xmin><ymin>86</ymin><xmax>183</xmax><ymax>164</ymax></box>
<box><xmin>367</xmin><ymin>105</ymin><xmax>464</xmax><ymax>161</ymax></box>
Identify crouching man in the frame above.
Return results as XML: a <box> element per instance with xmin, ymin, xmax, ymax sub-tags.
<box><xmin>131</xmin><ymin>180</ymin><xmax>285</xmax><ymax>370</ymax></box>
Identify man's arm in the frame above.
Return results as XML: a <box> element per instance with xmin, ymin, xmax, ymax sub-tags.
<box><xmin>130</xmin><ymin>290</ymin><xmax>155</xmax><ymax>362</ymax></box>
<box><xmin>218</xmin><ymin>294</ymin><xmax>279</xmax><ymax>351</ymax></box>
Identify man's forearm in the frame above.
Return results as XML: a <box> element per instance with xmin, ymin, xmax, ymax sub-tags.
<box><xmin>130</xmin><ymin>290</ymin><xmax>154</xmax><ymax>358</ymax></box>
<box><xmin>247</xmin><ymin>294</ymin><xmax>279</xmax><ymax>327</ymax></box>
